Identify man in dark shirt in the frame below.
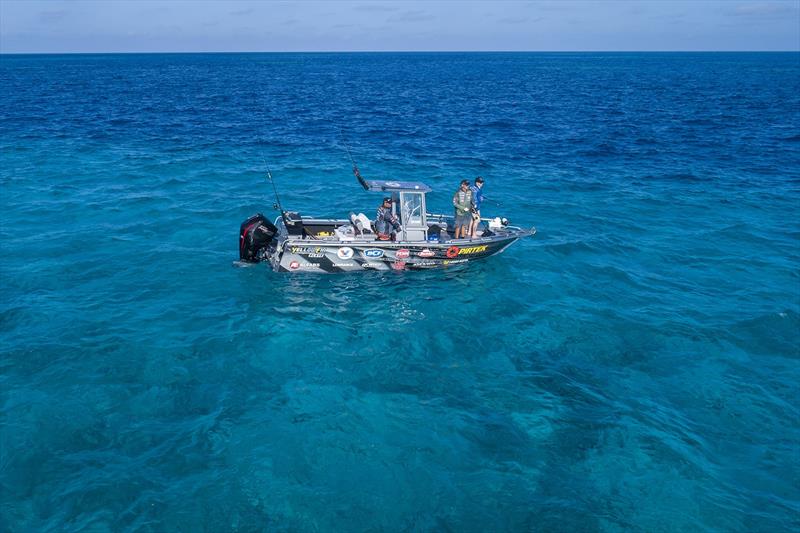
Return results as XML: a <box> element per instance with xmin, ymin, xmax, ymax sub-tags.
<box><xmin>376</xmin><ymin>196</ymin><xmax>400</xmax><ymax>240</ymax></box>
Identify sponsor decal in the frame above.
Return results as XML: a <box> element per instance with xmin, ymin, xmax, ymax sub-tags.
<box><xmin>363</xmin><ymin>262</ymin><xmax>383</xmax><ymax>269</ymax></box>
<box><xmin>392</xmin><ymin>261</ymin><xmax>406</xmax><ymax>270</ymax></box>
<box><xmin>290</xmin><ymin>261</ymin><xmax>319</xmax><ymax>270</ymax></box>
<box><xmin>458</xmin><ymin>245</ymin><xmax>488</xmax><ymax>255</ymax></box>
<box><xmin>290</xmin><ymin>246</ymin><xmax>325</xmax><ymax>258</ymax></box>
<box><xmin>332</xmin><ymin>262</ymin><xmax>357</xmax><ymax>268</ymax></box>
<box><xmin>444</xmin><ymin>259</ymin><xmax>468</xmax><ymax>265</ymax></box>
<box><xmin>337</xmin><ymin>247</ymin><xmax>354</xmax><ymax>260</ymax></box>
<box><xmin>414</xmin><ymin>261</ymin><xmax>437</xmax><ymax>267</ymax></box>
<box><xmin>396</xmin><ymin>249</ymin><xmax>410</xmax><ymax>259</ymax></box>
<box><xmin>446</xmin><ymin>245</ymin><xmax>488</xmax><ymax>258</ymax></box>
<box><xmin>363</xmin><ymin>249</ymin><xmax>384</xmax><ymax>258</ymax></box>
<box><xmin>418</xmin><ymin>249</ymin><xmax>436</xmax><ymax>258</ymax></box>
<box><xmin>385</xmin><ymin>181</ymin><xmax>401</xmax><ymax>187</ymax></box>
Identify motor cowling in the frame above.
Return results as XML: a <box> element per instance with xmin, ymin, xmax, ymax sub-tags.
<box><xmin>239</xmin><ymin>214</ymin><xmax>278</xmax><ymax>262</ymax></box>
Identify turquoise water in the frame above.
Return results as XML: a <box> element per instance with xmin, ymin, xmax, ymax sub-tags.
<box><xmin>1</xmin><ymin>53</ymin><xmax>799</xmax><ymax>531</ymax></box>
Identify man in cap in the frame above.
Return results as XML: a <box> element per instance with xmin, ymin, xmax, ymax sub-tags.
<box><xmin>469</xmin><ymin>176</ymin><xmax>485</xmax><ymax>238</ymax></box>
<box><xmin>376</xmin><ymin>196</ymin><xmax>400</xmax><ymax>240</ymax></box>
<box><xmin>452</xmin><ymin>179</ymin><xmax>474</xmax><ymax>239</ymax></box>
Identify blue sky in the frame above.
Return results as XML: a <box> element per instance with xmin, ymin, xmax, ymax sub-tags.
<box><xmin>1</xmin><ymin>0</ymin><xmax>798</xmax><ymax>53</ymax></box>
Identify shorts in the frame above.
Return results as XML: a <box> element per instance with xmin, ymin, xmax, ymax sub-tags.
<box><xmin>455</xmin><ymin>213</ymin><xmax>472</xmax><ymax>228</ymax></box>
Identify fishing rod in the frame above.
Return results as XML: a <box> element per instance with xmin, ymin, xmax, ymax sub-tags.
<box><xmin>482</xmin><ymin>196</ymin><xmax>504</xmax><ymax>208</ymax></box>
<box><xmin>261</xmin><ymin>153</ymin><xmax>288</xmax><ymax>224</ymax></box>
<box><xmin>340</xmin><ymin>129</ymin><xmax>369</xmax><ymax>190</ymax></box>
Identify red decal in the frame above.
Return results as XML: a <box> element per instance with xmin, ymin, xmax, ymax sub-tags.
<box><xmin>446</xmin><ymin>246</ymin><xmax>460</xmax><ymax>258</ymax></box>
<box><xmin>240</xmin><ymin>222</ymin><xmax>257</xmax><ymax>254</ymax></box>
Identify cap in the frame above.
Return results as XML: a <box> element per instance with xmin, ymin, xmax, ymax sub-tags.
<box><xmin>383</xmin><ymin>197</ymin><xmax>392</xmax><ymax>203</ymax></box>
<box><xmin>475</xmin><ymin>176</ymin><xmax>484</xmax><ymax>183</ymax></box>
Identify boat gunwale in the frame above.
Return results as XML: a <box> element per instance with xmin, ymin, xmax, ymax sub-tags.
<box><xmin>273</xmin><ymin>213</ymin><xmax>535</xmax><ymax>241</ymax></box>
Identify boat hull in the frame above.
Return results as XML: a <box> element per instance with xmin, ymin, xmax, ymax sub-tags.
<box><xmin>274</xmin><ymin>236</ymin><xmax>521</xmax><ymax>273</ymax></box>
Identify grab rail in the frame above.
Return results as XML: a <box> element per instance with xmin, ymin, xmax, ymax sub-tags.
<box><xmin>426</xmin><ymin>212</ymin><xmax>532</xmax><ymax>234</ymax></box>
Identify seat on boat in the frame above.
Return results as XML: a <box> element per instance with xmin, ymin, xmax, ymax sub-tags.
<box><xmin>335</xmin><ymin>214</ymin><xmax>377</xmax><ymax>242</ymax></box>
<box><xmin>350</xmin><ymin>212</ymin><xmax>373</xmax><ymax>236</ymax></box>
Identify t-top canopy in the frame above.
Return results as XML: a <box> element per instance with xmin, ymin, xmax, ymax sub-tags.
<box><xmin>353</xmin><ymin>165</ymin><xmax>432</xmax><ymax>193</ymax></box>
<box><xmin>363</xmin><ymin>179</ymin><xmax>432</xmax><ymax>193</ymax></box>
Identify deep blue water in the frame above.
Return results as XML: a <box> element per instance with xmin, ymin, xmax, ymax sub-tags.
<box><xmin>1</xmin><ymin>52</ymin><xmax>799</xmax><ymax>532</ymax></box>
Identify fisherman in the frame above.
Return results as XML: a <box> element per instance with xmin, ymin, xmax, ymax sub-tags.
<box><xmin>469</xmin><ymin>176</ymin><xmax>485</xmax><ymax>238</ymax></box>
<box><xmin>452</xmin><ymin>179</ymin><xmax>474</xmax><ymax>239</ymax></box>
<box><xmin>376</xmin><ymin>196</ymin><xmax>400</xmax><ymax>240</ymax></box>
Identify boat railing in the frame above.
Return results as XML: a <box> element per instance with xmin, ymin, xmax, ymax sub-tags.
<box><xmin>426</xmin><ymin>212</ymin><xmax>533</xmax><ymax>235</ymax></box>
<box><xmin>274</xmin><ymin>212</ymin><xmax>535</xmax><ymax>240</ymax></box>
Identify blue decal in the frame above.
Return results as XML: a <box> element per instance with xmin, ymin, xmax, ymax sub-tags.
<box><xmin>363</xmin><ymin>249</ymin><xmax>384</xmax><ymax>258</ymax></box>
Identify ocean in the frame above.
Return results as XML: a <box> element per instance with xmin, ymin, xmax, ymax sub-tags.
<box><xmin>1</xmin><ymin>52</ymin><xmax>798</xmax><ymax>531</ymax></box>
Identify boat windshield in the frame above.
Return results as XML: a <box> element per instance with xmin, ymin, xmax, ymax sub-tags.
<box><xmin>402</xmin><ymin>193</ymin><xmax>423</xmax><ymax>226</ymax></box>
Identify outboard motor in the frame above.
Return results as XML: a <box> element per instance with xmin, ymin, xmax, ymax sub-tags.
<box><xmin>239</xmin><ymin>214</ymin><xmax>278</xmax><ymax>263</ymax></box>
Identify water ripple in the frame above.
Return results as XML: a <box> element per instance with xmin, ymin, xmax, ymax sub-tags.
<box><xmin>1</xmin><ymin>52</ymin><xmax>799</xmax><ymax>532</ymax></box>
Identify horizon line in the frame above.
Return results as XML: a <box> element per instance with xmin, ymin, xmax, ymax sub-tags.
<box><xmin>2</xmin><ymin>49</ymin><xmax>799</xmax><ymax>56</ymax></box>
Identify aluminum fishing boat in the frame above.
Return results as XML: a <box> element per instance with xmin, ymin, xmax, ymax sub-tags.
<box><xmin>238</xmin><ymin>173</ymin><xmax>535</xmax><ymax>273</ymax></box>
